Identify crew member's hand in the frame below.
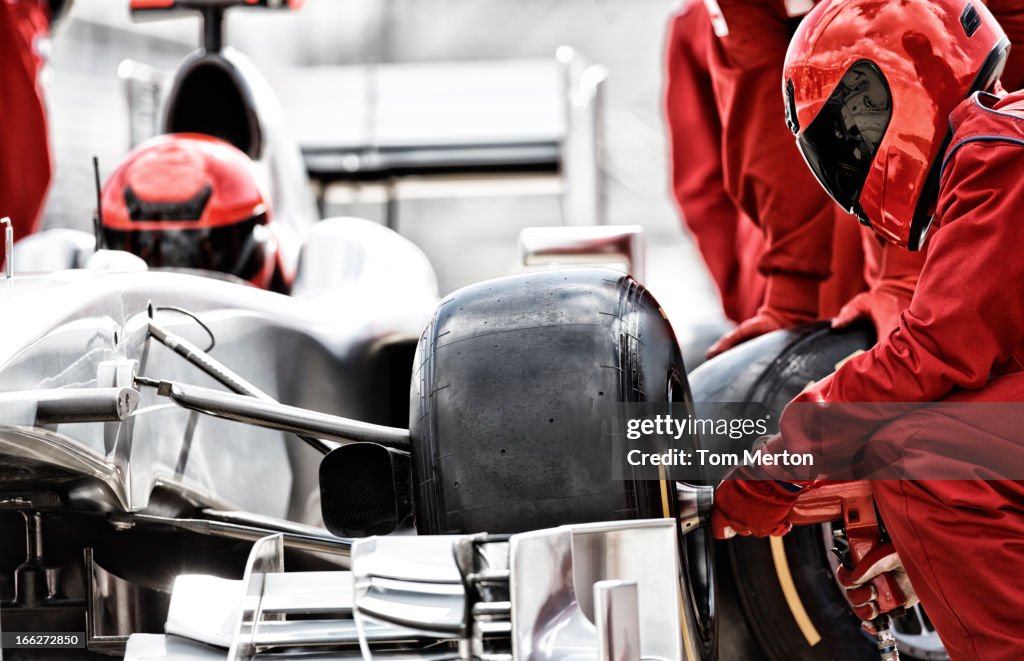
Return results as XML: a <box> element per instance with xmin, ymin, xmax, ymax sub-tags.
<box><xmin>834</xmin><ymin>237</ymin><xmax>921</xmax><ymax>338</ymax></box>
<box><xmin>836</xmin><ymin>542</ymin><xmax>919</xmax><ymax>622</ymax></box>
<box><xmin>711</xmin><ymin>475</ymin><xmax>799</xmax><ymax>538</ymax></box>
<box><xmin>831</xmin><ymin>281</ymin><xmax>915</xmax><ymax>338</ymax></box>
<box><xmin>707</xmin><ymin>308</ymin><xmax>815</xmax><ymax>359</ymax></box>
<box><xmin>707</xmin><ymin>274</ymin><xmax>820</xmax><ymax>359</ymax></box>
<box><xmin>711</xmin><ymin>435</ymin><xmax>804</xmax><ymax>538</ymax></box>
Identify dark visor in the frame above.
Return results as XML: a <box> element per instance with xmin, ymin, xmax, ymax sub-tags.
<box><xmin>103</xmin><ymin>214</ymin><xmax>267</xmax><ymax>282</ymax></box>
<box><xmin>791</xmin><ymin>60</ymin><xmax>892</xmax><ymax>224</ymax></box>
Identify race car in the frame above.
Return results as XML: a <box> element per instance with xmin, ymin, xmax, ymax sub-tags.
<box><xmin>2</xmin><ymin>229</ymin><xmax>938</xmax><ymax>660</ymax></box>
<box><xmin>0</xmin><ymin>2</ymin><xmax>943</xmax><ymax>659</ymax></box>
<box><xmin>0</xmin><ymin>256</ymin><xmax>712</xmax><ymax>659</ymax></box>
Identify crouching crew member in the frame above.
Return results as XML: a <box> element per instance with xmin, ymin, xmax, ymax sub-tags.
<box><xmin>712</xmin><ymin>1</ymin><xmax>1024</xmax><ymax>658</ymax></box>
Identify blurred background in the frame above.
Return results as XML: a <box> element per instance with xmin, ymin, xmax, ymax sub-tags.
<box><xmin>40</xmin><ymin>0</ymin><xmax>724</xmax><ymax>347</ymax></box>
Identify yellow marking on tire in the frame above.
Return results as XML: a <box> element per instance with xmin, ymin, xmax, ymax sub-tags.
<box><xmin>769</xmin><ymin>350</ymin><xmax>863</xmax><ymax>644</ymax></box>
<box><xmin>661</xmin><ymin>468</ymin><xmax>696</xmax><ymax>661</ymax></box>
<box><xmin>659</xmin><ymin>466</ymin><xmax>671</xmax><ymax>518</ymax></box>
<box><xmin>770</xmin><ymin>535</ymin><xmax>822</xmax><ymax>647</ymax></box>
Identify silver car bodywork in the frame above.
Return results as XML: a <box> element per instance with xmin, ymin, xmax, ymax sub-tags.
<box><xmin>124</xmin><ymin>519</ymin><xmax>689</xmax><ymax>660</ymax></box>
<box><xmin>1</xmin><ymin>217</ymin><xmax>437</xmax><ymax>520</ymax></box>
<box><xmin>0</xmin><ymin>223</ymin><xmax>701</xmax><ymax>660</ymax></box>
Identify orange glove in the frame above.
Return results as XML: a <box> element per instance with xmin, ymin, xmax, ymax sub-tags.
<box><xmin>836</xmin><ymin>542</ymin><xmax>919</xmax><ymax>622</ymax></box>
<box><xmin>707</xmin><ymin>273</ymin><xmax>819</xmax><ymax>358</ymax></box>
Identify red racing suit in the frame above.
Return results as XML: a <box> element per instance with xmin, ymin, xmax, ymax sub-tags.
<box><xmin>989</xmin><ymin>0</ymin><xmax>1024</xmax><ymax>90</ymax></box>
<box><xmin>665</xmin><ymin>0</ymin><xmax>872</xmax><ymax>326</ymax></box>
<box><xmin>665</xmin><ymin>0</ymin><xmax>765</xmax><ymax>323</ymax></box>
<box><xmin>706</xmin><ymin>0</ymin><xmax>844</xmax><ymax>319</ymax></box>
<box><xmin>0</xmin><ymin>0</ymin><xmax>51</xmax><ymax>240</ymax></box>
<box><xmin>777</xmin><ymin>89</ymin><xmax>1024</xmax><ymax>660</ymax></box>
<box><xmin>703</xmin><ymin>0</ymin><xmax>919</xmax><ymax>344</ymax></box>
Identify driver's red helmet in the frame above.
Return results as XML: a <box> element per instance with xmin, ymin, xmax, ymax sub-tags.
<box><xmin>783</xmin><ymin>0</ymin><xmax>1009</xmax><ymax>250</ymax></box>
<box><xmin>101</xmin><ymin>133</ymin><xmax>278</xmax><ymax>289</ymax></box>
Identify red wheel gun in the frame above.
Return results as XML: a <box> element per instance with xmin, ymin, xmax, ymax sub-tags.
<box><xmin>679</xmin><ymin>479</ymin><xmax>903</xmax><ymax>661</ymax></box>
<box><xmin>789</xmin><ymin>480</ymin><xmax>902</xmax><ymax>661</ymax></box>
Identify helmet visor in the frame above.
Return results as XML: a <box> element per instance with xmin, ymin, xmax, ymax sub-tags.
<box><xmin>103</xmin><ymin>214</ymin><xmax>268</xmax><ymax>282</ymax></box>
<box><xmin>793</xmin><ymin>60</ymin><xmax>892</xmax><ymax>223</ymax></box>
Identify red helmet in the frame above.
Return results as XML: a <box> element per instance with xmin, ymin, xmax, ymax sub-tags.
<box><xmin>783</xmin><ymin>0</ymin><xmax>1009</xmax><ymax>249</ymax></box>
<box><xmin>101</xmin><ymin>133</ymin><xmax>278</xmax><ymax>288</ymax></box>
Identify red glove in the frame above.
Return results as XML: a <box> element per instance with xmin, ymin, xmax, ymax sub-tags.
<box><xmin>833</xmin><ymin>241</ymin><xmax>921</xmax><ymax>338</ymax></box>
<box><xmin>831</xmin><ymin>276</ymin><xmax>916</xmax><ymax>338</ymax></box>
<box><xmin>836</xmin><ymin>542</ymin><xmax>919</xmax><ymax>622</ymax></box>
<box><xmin>710</xmin><ymin>436</ymin><xmax>804</xmax><ymax>539</ymax></box>
<box><xmin>711</xmin><ymin>476</ymin><xmax>799</xmax><ymax>538</ymax></box>
<box><xmin>830</xmin><ymin>284</ymin><xmax>912</xmax><ymax>338</ymax></box>
<box><xmin>707</xmin><ymin>273</ymin><xmax>819</xmax><ymax>358</ymax></box>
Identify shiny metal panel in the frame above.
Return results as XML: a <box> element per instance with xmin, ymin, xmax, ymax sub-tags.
<box><xmin>126</xmin><ymin>632</ymin><xmax>466</xmax><ymax>660</ymax></box>
<box><xmin>351</xmin><ymin>535</ymin><xmax>468</xmax><ymax>650</ymax></box>
<box><xmin>261</xmin><ymin>572</ymin><xmax>354</xmax><ymax>614</ymax></box>
<box><xmin>351</xmin><ymin>536</ymin><xmax>465</xmax><ymax>585</ymax></box>
<box><xmin>86</xmin><ymin>548</ymin><xmax>172</xmax><ymax>651</ymax></box>
<box><xmin>229</xmin><ymin>533</ymin><xmax>286</xmax><ymax>661</ymax></box>
<box><xmin>518</xmin><ymin>225</ymin><xmax>645</xmax><ymax>281</ymax></box>
<box><xmin>510</xmin><ymin>518</ymin><xmax>684</xmax><ymax>661</ymax></box>
<box><xmin>593</xmin><ymin>580</ymin><xmax>640</xmax><ymax>661</ymax></box>
<box><xmin>132</xmin><ymin>521</ymin><xmax>688</xmax><ymax>659</ymax></box>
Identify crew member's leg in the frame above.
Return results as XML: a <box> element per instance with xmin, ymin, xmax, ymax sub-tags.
<box><xmin>868</xmin><ymin>373</ymin><xmax>1024</xmax><ymax>660</ymax></box>
<box><xmin>0</xmin><ymin>1</ymin><xmax>52</xmax><ymax>239</ymax></box>
<box><xmin>733</xmin><ymin>212</ymin><xmax>765</xmax><ymax>321</ymax></box>
<box><xmin>666</xmin><ymin>1</ymin><xmax>757</xmax><ymax>322</ymax></box>
<box><xmin>819</xmin><ymin>209</ymin><xmax>866</xmax><ymax>319</ymax></box>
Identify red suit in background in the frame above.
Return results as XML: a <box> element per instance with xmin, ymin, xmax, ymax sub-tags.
<box><xmin>989</xmin><ymin>0</ymin><xmax>1024</xmax><ymax>89</ymax></box>
<box><xmin>703</xmin><ymin>0</ymin><xmax>842</xmax><ymax>350</ymax></box>
<box><xmin>0</xmin><ymin>0</ymin><xmax>52</xmax><ymax>240</ymax></box>
<box><xmin>664</xmin><ymin>0</ymin><xmax>765</xmax><ymax>323</ymax></box>
<box><xmin>665</xmin><ymin>0</ymin><xmax>870</xmax><ymax>329</ymax></box>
